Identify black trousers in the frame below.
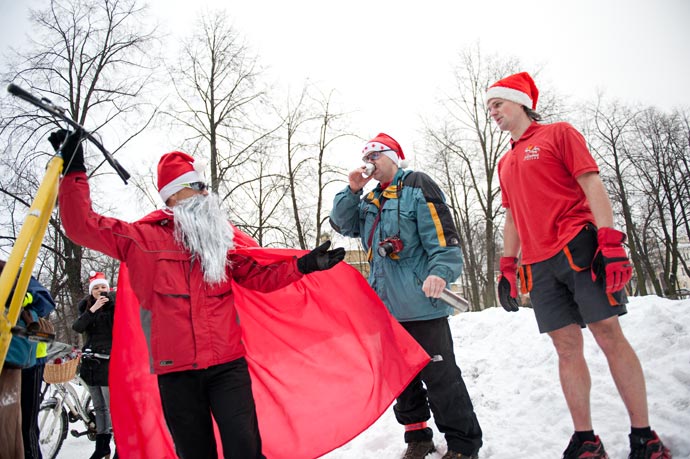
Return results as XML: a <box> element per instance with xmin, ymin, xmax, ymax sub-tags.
<box><xmin>394</xmin><ymin>317</ymin><xmax>483</xmax><ymax>456</ymax></box>
<box><xmin>157</xmin><ymin>358</ymin><xmax>265</xmax><ymax>459</ymax></box>
<box><xmin>22</xmin><ymin>362</ymin><xmax>45</xmax><ymax>459</ymax></box>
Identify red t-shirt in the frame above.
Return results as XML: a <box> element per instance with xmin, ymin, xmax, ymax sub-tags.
<box><xmin>498</xmin><ymin>122</ymin><xmax>599</xmax><ymax>264</ymax></box>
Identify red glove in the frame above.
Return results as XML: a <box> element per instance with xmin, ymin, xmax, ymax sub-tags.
<box><xmin>498</xmin><ymin>257</ymin><xmax>519</xmax><ymax>311</ymax></box>
<box><xmin>591</xmin><ymin>227</ymin><xmax>633</xmax><ymax>293</ymax></box>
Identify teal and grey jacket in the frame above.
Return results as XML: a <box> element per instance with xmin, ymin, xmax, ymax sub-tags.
<box><xmin>330</xmin><ymin>168</ymin><xmax>462</xmax><ymax>322</ymax></box>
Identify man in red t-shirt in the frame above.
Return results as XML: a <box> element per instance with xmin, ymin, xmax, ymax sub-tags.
<box><xmin>488</xmin><ymin>72</ymin><xmax>671</xmax><ymax>459</ymax></box>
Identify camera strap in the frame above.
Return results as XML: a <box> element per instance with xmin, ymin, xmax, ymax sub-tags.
<box><xmin>367</xmin><ymin>176</ymin><xmax>404</xmax><ymax>254</ymax></box>
<box><xmin>366</xmin><ymin>196</ymin><xmax>388</xmax><ymax>250</ymax></box>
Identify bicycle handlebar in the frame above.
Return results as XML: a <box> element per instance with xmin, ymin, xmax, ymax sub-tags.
<box><xmin>82</xmin><ymin>349</ymin><xmax>110</xmax><ymax>360</ymax></box>
<box><xmin>7</xmin><ymin>83</ymin><xmax>130</xmax><ymax>184</ymax></box>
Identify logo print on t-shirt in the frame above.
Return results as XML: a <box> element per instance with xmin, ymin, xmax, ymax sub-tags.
<box><xmin>524</xmin><ymin>145</ymin><xmax>540</xmax><ymax>161</ymax></box>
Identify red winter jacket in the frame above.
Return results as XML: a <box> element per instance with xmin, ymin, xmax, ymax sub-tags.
<box><xmin>59</xmin><ymin>172</ymin><xmax>303</xmax><ymax>375</ymax></box>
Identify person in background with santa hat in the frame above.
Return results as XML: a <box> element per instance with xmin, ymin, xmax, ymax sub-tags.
<box><xmin>487</xmin><ymin>72</ymin><xmax>671</xmax><ymax>459</ymax></box>
<box><xmin>330</xmin><ymin>133</ymin><xmax>482</xmax><ymax>459</ymax></box>
<box><xmin>72</xmin><ymin>270</ymin><xmax>118</xmax><ymax>459</ymax></box>
<box><xmin>49</xmin><ymin>129</ymin><xmax>344</xmax><ymax>459</ymax></box>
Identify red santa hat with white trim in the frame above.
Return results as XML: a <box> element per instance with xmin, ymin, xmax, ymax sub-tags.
<box><xmin>157</xmin><ymin>151</ymin><xmax>205</xmax><ymax>203</ymax></box>
<box><xmin>486</xmin><ymin>72</ymin><xmax>539</xmax><ymax>110</ymax></box>
<box><xmin>361</xmin><ymin>133</ymin><xmax>409</xmax><ymax>168</ymax></box>
<box><xmin>88</xmin><ymin>271</ymin><xmax>109</xmax><ymax>292</ymax></box>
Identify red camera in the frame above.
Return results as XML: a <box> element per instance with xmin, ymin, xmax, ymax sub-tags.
<box><xmin>378</xmin><ymin>236</ymin><xmax>404</xmax><ymax>257</ymax></box>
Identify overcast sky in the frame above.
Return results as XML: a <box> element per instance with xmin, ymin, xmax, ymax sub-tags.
<box><xmin>1</xmin><ymin>0</ymin><xmax>689</xmax><ymax>167</ymax></box>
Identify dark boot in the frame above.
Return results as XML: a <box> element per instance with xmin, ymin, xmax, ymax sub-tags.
<box><xmin>89</xmin><ymin>433</ymin><xmax>112</xmax><ymax>459</ymax></box>
<box><xmin>402</xmin><ymin>440</ymin><xmax>436</xmax><ymax>459</ymax></box>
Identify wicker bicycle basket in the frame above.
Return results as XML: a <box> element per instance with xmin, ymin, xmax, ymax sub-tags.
<box><xmin>44</xmin><ymin>355</ymin><xmax>80</xmax><ymax>384</ymax></box>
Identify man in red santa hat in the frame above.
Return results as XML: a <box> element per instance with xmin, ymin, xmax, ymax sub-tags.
<box><xmin>330</xmin><ymin>133</ymin><xmax>483</xmax><ymax>459</ymax></box>
<box><xmin>50</xmin><ymin>129</ymin><xmax>345</xmax><ymax>459</ymax></box>
<box><xmin>488</xmin><ymin>72</ymin><xmax>671</xmax><ymax>459</ymax></box>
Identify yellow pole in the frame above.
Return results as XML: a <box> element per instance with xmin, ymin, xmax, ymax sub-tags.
<box><xmin>0</xmin><ymin>155</ymin><xmax>62</xmax><ymax>374</ymax></box>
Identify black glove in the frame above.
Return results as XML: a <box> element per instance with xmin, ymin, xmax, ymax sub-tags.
<box><xmin>48</xmin><ymin>129</ymin><xmax>86</xmax><ymax>174</ymax></box>
<box><xmin>497</xmin><ymin>256</ymin><xmax>520</xmax><ymax>312</ymax></box>
<box><xmin>297</xmin><ymin>240</ymin><xmax>346</xmax><ymax>274</ymax></box>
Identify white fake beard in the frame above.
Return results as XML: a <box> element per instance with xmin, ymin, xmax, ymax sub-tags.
<box><xmin>172</xmin><ymin>192</ymin><xmax>234</xmax><ymax>285</ymax></box>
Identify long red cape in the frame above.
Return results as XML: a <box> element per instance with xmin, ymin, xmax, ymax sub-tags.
<box><xmin>110</xmin><ymin>248</ymin><xmax>429</xmax><ymax>459</ymax></box>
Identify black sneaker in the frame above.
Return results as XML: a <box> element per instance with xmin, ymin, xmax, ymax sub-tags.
<box><xmin>402</xmin><ymin>440</ymin><xmax>436</xmax><ymax>459</ymax></box>
<box><xmin>563</xmin><ymin>434</ymin><xmax>609</xmax><ymax>459</ymax></box>
<box><xmin>628</xmin><ymin>431</ymin><xmax>672</xmax><ymax>459</ymax></box>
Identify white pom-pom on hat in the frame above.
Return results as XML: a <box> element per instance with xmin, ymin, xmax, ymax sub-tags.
<box><xmin>193</xmin><ymin>159</ymin><xmax>207</xmax><ymax>175</ymax></box>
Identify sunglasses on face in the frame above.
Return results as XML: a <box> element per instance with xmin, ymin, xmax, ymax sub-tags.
<box><xmin>181</xmin><ymin>181</ymin><xmax>208</xmax><ymax>192</ymax></box>
<box><xmin>363</xmin><ymin>149</ymin><xmax>394</xmax><ymax>162</ymax></box>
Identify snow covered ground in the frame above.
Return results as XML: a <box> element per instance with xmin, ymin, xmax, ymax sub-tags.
<box><xmin>59</xmin><ymin>295</ymin><xmax>690</xmax><ymax>458</ymax></box>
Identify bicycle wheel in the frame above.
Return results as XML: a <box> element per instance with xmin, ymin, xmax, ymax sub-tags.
<box><xmin>38</xmin><ymin>402</ymin><xmax>68</xmax><ymax>459</ymax></box>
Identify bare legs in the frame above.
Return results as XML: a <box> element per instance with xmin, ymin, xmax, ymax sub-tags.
<box><xmin>548</xmin><ymin>316</ymin><xmax>649</xmax><ymax>431</ymax></box>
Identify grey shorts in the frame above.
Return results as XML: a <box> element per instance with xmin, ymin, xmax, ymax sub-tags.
<box><xmin>526</xmin><ymin>224</ymin><xmax>627</xmax><ymax>333</ymax></box>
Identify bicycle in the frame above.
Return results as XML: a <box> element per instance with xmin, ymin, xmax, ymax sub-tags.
<box><xmin>38</xmin><ymin>347</ymin><xmax>109</xmax><ymax>459</ymax></box>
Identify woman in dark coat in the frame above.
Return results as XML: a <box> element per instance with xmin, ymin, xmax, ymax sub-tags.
<box><xmin>72</xmin><ymin>271</ymin><xmax>116</xmax><ymax>459</ymax></box>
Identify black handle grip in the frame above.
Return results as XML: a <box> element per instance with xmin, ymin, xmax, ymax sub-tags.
<box><xmin>7</xmin><ymin>83</ymin><xmax>43</xmax><ymax>106</ymax></box>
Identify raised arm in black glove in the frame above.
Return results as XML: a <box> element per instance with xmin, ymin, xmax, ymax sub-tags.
<box><xmin>48</xmin><ymin>129</ymin><xmax>86</xmax><ymax>174</ymax></box>
<box><xmin>297</xmin><ymin>240</ymin><xmax>346</xmax><ymax>274</ymax></box>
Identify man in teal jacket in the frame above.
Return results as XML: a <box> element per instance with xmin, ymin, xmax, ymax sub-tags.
<box><xmin>330</xmin><ymin>133</ymin><xmax>482</xmax><ymax>459</ymax></box>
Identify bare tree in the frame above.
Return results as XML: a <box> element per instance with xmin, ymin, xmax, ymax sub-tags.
<box><xmin>224</xmin><ymin>144</ymin><xmax>293</xmax><ymax>247</ymax></box>
<box><xmin>672</xmin><ymin>110</ymin><xmax>690</xmax><ymax>283</ymax></box>
<box><xmin>280</xmin><ymin>86</ymin><xmax>316</xmax><ymax>249</ymax></box>
<box><xmin>165</xmin><ymin>11</ymin><xmax>274</xmax><ymax>200</ymax></box>
<box><xmin>582</xmin><ymin>96</ymin><xmax>651</xmax><ymax>294</ymax></box>
<box><xmin>630</xmin><ymin>108</ymin><xmax>690</xmax><ymax>296</ymax></box>
<box><xmin>423</xmin><ymin>45</ymin><xmax>522</xmax><ymax>309</ymax></box>
<box><xmin>0</xmin><ymin>0</ymin><xmax>158</xmax><ymax>338</ymax></box>
<box><xmin>424</xmin><ymin>131</ymin><xmax>485</xmax><ymax>310</ymax></box>
<box><xmin>308</xmin><ymin>89</ymin><xmax>354</xmax><ymax>247</ymax></box>
<box><xmin>276</xmin><ymin>84</ymin><xmax>354</xmax><ymax>249</ymax></box>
